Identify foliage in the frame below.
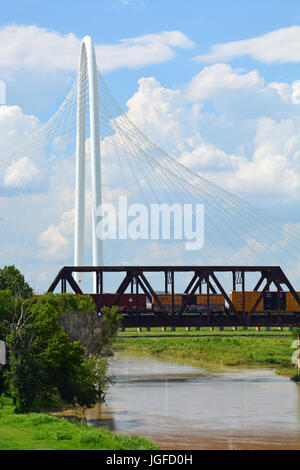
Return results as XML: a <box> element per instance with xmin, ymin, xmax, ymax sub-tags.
<box><xmin>84</xmin><ymin>357</ymin><xmax>115</xmax><ymax>402</ymax></box>
<box><xmin>5</xmin><ymin>329</ymin><xmax>42</xmax><ymax>413</ymax></box>
<box><xmin>0</xmin><ymin>286</ymin><xmax>121</xmax><ymax>412</ymax></box>
<box><xmin>40</xmin><ymin>294</ymin><xmax>122</xmax><ymax>357</ymax></box>
<box><xmin>3</xmin><ymin>301</ymin><xmax>99</xmax><ymax>412</ymax></box>
<box><xmin>0</xmin><ymin>265</ymin><xmax>33</xmax><ymax>298</ymax></box>
<box><xmin>98</xmin><ymin>306</ymin><xmax>122</xmax><ymax>356</ymax></box>
<box><xmin>0</xmin><ymin>289</ymin><xmax>16</xmax><ymax>340</ymax></box>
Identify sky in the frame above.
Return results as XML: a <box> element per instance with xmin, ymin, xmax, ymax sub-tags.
<box><xmin>0</xmin><ymin>0</ymin><xmax>299</xmax><ymax>292</ymax></box>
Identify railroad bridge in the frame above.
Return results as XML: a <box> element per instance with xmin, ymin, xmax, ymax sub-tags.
<box><xmin>48</xmin><ymin>265</ymin><xmax>300</xmax><ymax>328</ymax></box>
<box><xmin>2</xmin><ymin>37</ymin><xmax>300</xmax><ymax>312</ymax></box>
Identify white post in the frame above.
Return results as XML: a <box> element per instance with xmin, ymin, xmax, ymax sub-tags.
<box><xmin>74</xmin><ymin>36</ymin><xmax>102</xmax><ymax>292</ymax></box>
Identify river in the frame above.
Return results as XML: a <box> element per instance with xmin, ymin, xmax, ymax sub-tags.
<box><xmin>84</xmin><ymin>354</ymin><xmax>300</xmax><ymax>450</ymax></box>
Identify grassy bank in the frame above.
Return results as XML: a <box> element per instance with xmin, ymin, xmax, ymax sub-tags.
<box><xmin>115</xmin><ymin>327</ymin><xmax>297</xmax><ymax>377</ymax></box>
<box><xmin>0</xmin><ymin>398</ymin><xmax>159</xmax><ymax>450</ymax></box>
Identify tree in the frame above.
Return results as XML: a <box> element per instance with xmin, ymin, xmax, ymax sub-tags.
<box><xmin>0</xmin><ymin>266</ymin><xmax>33</xmax><ymax>298</ymax></box>
<box><xmin>37</xmin><ymin>294</ymin><xmax>121</xmax><ymax>357</ymax></box>
<box><xmin>0</xmin><ymin>289</ymin><xmax>15</xmax><ymax>340</ymax></box>
<box><xmin>4</xmin><ymin>301</ymin><xmax>100</xmax><ymax>412</ymax></box>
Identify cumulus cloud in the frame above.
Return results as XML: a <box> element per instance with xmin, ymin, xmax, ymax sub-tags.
<box><xmin>0</xmin><ymin>25</ymin><xmax>194</xmax><ymax>75</ymax></box>
<box><xmin>194</xmin><ymin>25</ymin><xmax>300</xmax><ymax>64</ymax></box>
<box><xmin>123</xmin><ymin>72</ymin><xmax>300</xmax><ymax>203</ymax></box>
<box><xmin>0</xmin><ymin>105</ymin><xmax>40</xmax><ymax>153</ymax></box>
<box><xmin>37</xmin><ymin>224</ymin><xmax>69</xmax><ymax>258</ymax></box>
<box><xmin>186</xmin><ymin>64</ymin><xmax>263</xmax><ymax>101</ymax></box>
<box><xmin>3</xmin><ymin>156</ymin><xmax>38</xmax><ymax>188</ymax></box>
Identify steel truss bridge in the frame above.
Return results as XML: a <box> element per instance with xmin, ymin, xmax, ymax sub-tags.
<box><xmin>48</xmin><ymin>265</ymin><xmax>300</xmax><ymax>327</ymax></box>
<box><xmin>2</xmin><ymin>36</ymin><xmax>300</xmax><ymax>320</ymax></box>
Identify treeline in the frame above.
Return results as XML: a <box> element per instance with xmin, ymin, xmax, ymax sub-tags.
<box><xmin>0</xmin><ymin>266</ymin><xmax>121</xmax><ymax>413</ymax></box>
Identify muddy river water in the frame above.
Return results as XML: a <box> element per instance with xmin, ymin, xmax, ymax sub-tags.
<box><xmin>84</xmin><ymin>354</ymin><xmax>300</xmax><ymax>450</ymax></box>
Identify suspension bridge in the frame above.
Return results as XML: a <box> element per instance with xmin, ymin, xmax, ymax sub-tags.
<box><xmin>1</xmin><ymin>36</ymin><xmax>300</xmax><ymax>327</ymax></box>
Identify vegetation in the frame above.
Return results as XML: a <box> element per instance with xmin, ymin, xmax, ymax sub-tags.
<box><xmin>0</xmin><ymin>266</ymin><xmax>121</xmax><ymax>414</ymax></box>
<box><xmin>0</xmin><ymin>266</ymin><xmax>159</xmax><ymax>450</ymax></box>
<box><xmin>0</xmin><ymin>265</ymin><xmax>33</xmax><ymax>298</ymax></box>
<box><xmin>0</xmin><ymin>397</ymin><xmax>158</xmax><ymax>450</ymax></box>
<box><xmin>116</xmin><ymin>327</ymin><xmax>296</xmax><ymax>376</ymax></box>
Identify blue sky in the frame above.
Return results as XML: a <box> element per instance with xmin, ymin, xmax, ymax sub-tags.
<box><xmin>1</xmin><ymin>0</ymin><xmax>299</xmax><ymax>115</ymax></box>
<box><xmin>0</xmin><ymin>0</ymin><xmax>299</xmax><ymax>291</ymax></box>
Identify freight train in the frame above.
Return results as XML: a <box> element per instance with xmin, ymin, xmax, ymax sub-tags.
<box><xmin>91</xmin><ymin>291</ymin><xmax>300</xmax><ymax>314</ymax></box>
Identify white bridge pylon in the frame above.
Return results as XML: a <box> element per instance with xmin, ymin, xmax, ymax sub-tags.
<box><xmin>74</xmin><ymin>36</ymin><xmax>102</xmax><ymax>290</ymax></box>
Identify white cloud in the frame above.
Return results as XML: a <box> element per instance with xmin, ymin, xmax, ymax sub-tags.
<box><xmin>186</xmin><ymin>64</ymin><xmax>262</xmax><ymax>101</ymax></box>
<box><xmin>96</xmin><ymin>31</ymin><xmax>194</xmax><ymax>72</ymax></box>
<box><xmin>0</xmin><ymin>105</ymin><xmax>45</xmax><ymax>192</ymax></box>
<box><xmin>194</xmin><ymin>25</ymin><xmax>300</xmax><ymax>64</ymax></box>
<box><xmin>37</xmin><ymin>224</ymin><xmax>69</xmax><ymax>257</ymax></box>
<box><xmin>179</xmin><ymin>139</ymin><xmax>239</xmax><ymax>171</ymax></box>
<box><xmin>0</xmin><ymin>105</ymin><xmax>40</xmax><ymax>153</ymax></box>
<box><xmin>124</xmin><ymin>72</ymin><xmax>300</xmax><ymax>203</ymax></box>
<box><xmin>3</xmin><ymin>156</ymin><xmax>39</xmax><ymax>188</ymax></box>
<box><xmin>0</xmin><ymin>25</ymin><xmax>194</xmax><ymax>75</ymax></box>
<box><xmin>126</xmin><ymin>76</ymin><xmax>186</xmax><ymax>150</ymax></box>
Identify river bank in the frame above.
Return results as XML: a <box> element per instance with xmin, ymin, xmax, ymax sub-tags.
<box><xmin>0</xmin><ymin>397</ymin><xmax>159</xmax><ymax>450</ymax></box>
<box><xmin>115</xmin><ymin>327</ymin><xmax>297</xmax><ymax>377</ymax></box>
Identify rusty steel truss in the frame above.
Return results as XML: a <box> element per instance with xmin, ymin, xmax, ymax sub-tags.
<box><xmin>47</xmin><ymin>266</ymin><xmax>300</xmax><ymax>327</ymax></box>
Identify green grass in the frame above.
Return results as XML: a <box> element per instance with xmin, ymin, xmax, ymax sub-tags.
<box><xmin>0</xmin><ymin>398</ymin><xmax>159</xmax><ymax>450</ymax></box>
<box><xmin>115</xmin><ymin>327</ymin><xmax>297</xmax><ymax>376</ymax></box>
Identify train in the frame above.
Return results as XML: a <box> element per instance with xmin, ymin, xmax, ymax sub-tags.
<box><xmin>91</xmin><ymin>290</ymin><xmax>300</xmax><ymax>314</ymax></box>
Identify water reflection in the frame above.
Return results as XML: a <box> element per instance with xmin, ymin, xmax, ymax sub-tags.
<box><xmin>83</xmin><ymin>354</ymin><xmax>300</xmax><ymax>449</ymax></box>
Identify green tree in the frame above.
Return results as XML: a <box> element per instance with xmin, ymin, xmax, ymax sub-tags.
<box><xmin>0</xmin><ymin>266</ymin><xmax>33</xmax><ymax>298</ymax></box>
<box><xmin>4</xmin><ymin>301</ymin><xmax>100</xmax><ymax>412</ymax></box>
<box><xmin>6</xmin><ymin>329</ymin><xmax>42</xmax><ymax>412</ymax></box>
<box><xmin>37</xmin><ymin>294</ymin><xmax>121</xmax><ymax>357</ymax></box>
<box><xmin>98</xmin><ymin>306</ymin><xmax>121</xmax><ymax>357</ymax></box>
<box><xmin>0</xmin><ymin>289</ymin><xmax>15</xmax><ymax>340</ymax></box>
